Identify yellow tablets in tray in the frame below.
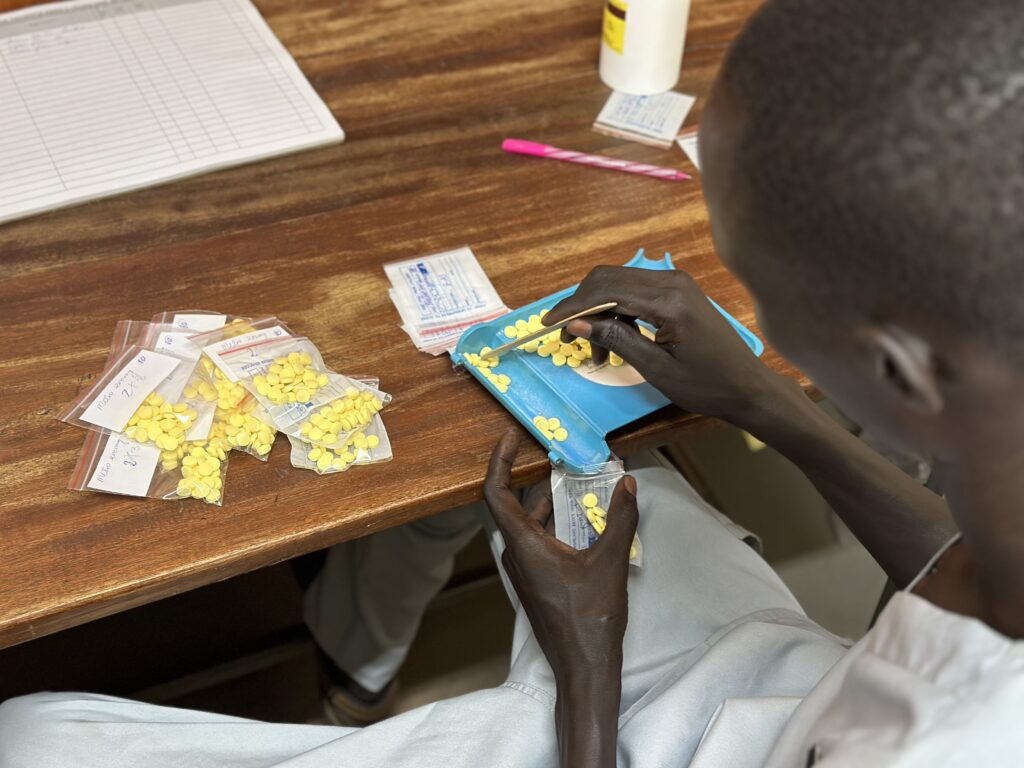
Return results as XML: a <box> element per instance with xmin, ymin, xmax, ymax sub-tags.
<box><xmin>532</xmin><ymin>415</ymin><xmax>568</xmax><ymax>442</ymax></box>
<box><xmin>504</xmin><ymin>310</ymin><xmax>626</xmax><ymax>368</ymax></box>
<box><xmin>504</xmin><ymin>311</ymin><xmax>596</xmax><ymax>369</ymax></box>
<box><xmin>297</xmin><ymin>389</ymin><xmax>385</xmax><ymax>446</ymax></box>
<box><xmin>464</xmin><ymin>347</ymin><xmax>511</xmax><ymax>393</ymax></box>
<box><xmin>251</xmin><ymin>352</ymin><xmax>330</xmax><ymax>405</ymax></box>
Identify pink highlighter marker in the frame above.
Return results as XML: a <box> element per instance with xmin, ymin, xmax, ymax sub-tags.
<box><xmin>502</xmin><ymin>138</ymin><xmax>691</xmax><ymax>182</ymax></box>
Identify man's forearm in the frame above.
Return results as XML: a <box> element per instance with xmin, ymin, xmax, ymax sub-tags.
<box><xmin>555</xmin><ymin>671</ymin><xmax>620</xmax><ymax>768</ymax></box>
<box><xmin>735</xmin><ymin>374</ymin><xmax>957</xmax><ymax>587</ymax></box>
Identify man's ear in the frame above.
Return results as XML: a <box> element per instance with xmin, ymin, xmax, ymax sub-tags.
<box><xmin>860</xmin><ymin>324</ymin><xmax>945</xmax><ymax>415</ymax></box>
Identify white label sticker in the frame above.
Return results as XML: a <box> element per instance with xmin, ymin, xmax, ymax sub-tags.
<box><xmin>594</xmin><ymin>90</ymin><xmax>696</xmax><ymax>148</ymax></box>
<box><xmin>203</xmin><ymin>326</ymin><xmax>290</xmax><ymax>381</ymax></box>
<box><xmin>87</xmin><ymin>434</ymin><xmax>161</xmax><ymax>497</ymax></box>
<box><xmin>80</xmin><ymin>351</ymin><xmax>182</xmax><ymax>431</ymax></box>
<box><xmin>172</xmin><ymin>313</ymin><xmax>227</xmax><ymax>332</ymax></box>
<box><xmin>154</xmin><ymin>331</ymin><xmax>202</xmax><ymax>361</ymax></box>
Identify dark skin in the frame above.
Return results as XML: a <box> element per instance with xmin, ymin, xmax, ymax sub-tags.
<box><xmin>484</xmin><ymin>432</ymin><xmax>638</xmax><ymax>768</ymax></box>
<box><xmin>481</xmin><ymin>68</ymin><xmax>1024</xmax><ymax>768</ymax></box>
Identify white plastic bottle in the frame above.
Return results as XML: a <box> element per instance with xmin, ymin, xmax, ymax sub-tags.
<box><xmin>599</xmin><ymin>0</ymin><xmax>692</xmax><ymax>95</ymax></box>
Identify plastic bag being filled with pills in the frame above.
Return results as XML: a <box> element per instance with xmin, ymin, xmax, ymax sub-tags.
<box><xmin>551</xmin><ymin>459</ymin><xmax>643</xmax><ymax>568</ymax></box>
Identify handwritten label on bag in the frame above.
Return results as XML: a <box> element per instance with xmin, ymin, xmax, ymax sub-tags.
<box><xmin>154</xmin><ymin>331</ymin><xmax>202</xmax><ymax>361</ymax></box>
<box><xmin>203</xmin><ymin>326</ymin><xmax>290</xmax><ymax>382</ymax></box>
<box><xmin>87</xmin><ymin>434</ymin><xmax>161</xmax><ymax>497</ymax></box>
<box><xmin>172</xmin><ymin>313</ymin><xmax>227</xmax><ymax>332</ymax></box>
<box><xmin>80</xmin><ymin>351</ymin><xmax>182</xmax><ymax>431</ymax></box>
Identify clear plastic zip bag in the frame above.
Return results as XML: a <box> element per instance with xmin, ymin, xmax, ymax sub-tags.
<box><xmin>57</xmin><ymin>344</ymin><xmax>215</xmax><ymax>447</ymax></box>
<box><xmin>69</xmin><ymin>422</ymin><xmax>229</xmax><ymax>505</ymax></box>
<box><xmin>287</xmin><ymin>376</ymin><xmax>393</xmax><ymax>474</ymax></box>
<box><xmin>218</xmin><ymin>337</ymin><xmax>391</xmax><ymax>443</ymax></box>
<box><xmin>188</xmin><ymin>316</ymin><xmax>295</xmax><ymax>386</ymax></box>
<box><xmin>551</xmin><ymin>458</ymin><xmax>643</xmax><ymax>567</ymax></box>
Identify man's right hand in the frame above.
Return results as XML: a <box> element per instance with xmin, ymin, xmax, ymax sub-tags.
<box><xmin>544</xmin><ymin>265</ymin><xmax>780</xmax><ymax>424</ymax></box>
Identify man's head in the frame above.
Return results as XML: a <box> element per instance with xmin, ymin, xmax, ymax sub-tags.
<box><xmin>702</xmin><ymin>0</ymin><xmax>1024</xmax><ymax>461</ymax></box>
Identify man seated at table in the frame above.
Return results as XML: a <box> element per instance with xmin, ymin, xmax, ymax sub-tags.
<box><xmin>2</xmin><ymin>0</ymin><xmax>1022</xmax><ymax>765</ymax></box>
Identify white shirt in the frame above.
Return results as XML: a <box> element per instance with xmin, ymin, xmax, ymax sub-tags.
<box><xmin>763</xmin><ymin>539</ymin><xmax>1024</xmax><ymax>767</ymax></box>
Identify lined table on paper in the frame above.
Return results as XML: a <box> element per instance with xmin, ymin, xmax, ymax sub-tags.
<box><xmin>0</xmin><ymin>0</ymin><xmax>344</xmax><ymax>225</ymax></box>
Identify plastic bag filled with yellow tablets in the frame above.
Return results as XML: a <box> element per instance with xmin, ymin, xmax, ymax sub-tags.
<box><xmin>551</xmin><ymin>459</ymin><xmax>643</xmax><ymax>568</ymax></box>
<box><xmin>206</xmin><ymin>393</ymin><xmax>278</xmax><ymax>462</ymax></box>
<box><xmin>57</xmin><ymin>344</ymin><xmax>216</xmax><ymax>448</ymax></box>
<box><xmin>188</xmin><ymin>351</ymin><xmax>278</xmax><ymax>462</ymax></box>
<box><xmin>186</xmin><ymin>316</ymin><xmax>295</xmax><ymax>383</ymax></box>
<box><xmin>286</xmin><ymin>376</ymin><xmax>392</xmax><ymax>474</ymax></box>
<box><xmin>287</xmin><ymin>418</ymin><xmax>392</xmax><ymax>474</ymax></box>
<box><xmin>218</xmin><ymin>337</ymin><xmax>391</xmax><ymax>439</ymax></box>
<box><xmin>68</xmin><ymin>426</ymin><xmax>230</xmax><ymax>505</ymax></box>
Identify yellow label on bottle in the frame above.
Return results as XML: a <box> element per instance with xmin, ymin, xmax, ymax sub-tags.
<box><xmin>602</xmin><ymin>0</ymin><xmax>627</xmax><ymax>55</ymax></box>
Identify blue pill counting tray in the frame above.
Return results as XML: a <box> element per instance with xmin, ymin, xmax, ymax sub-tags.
<box><xmin>452</xmin><ymin>250</ymin><xmax>764</xmax><ymax>473</ymax></box>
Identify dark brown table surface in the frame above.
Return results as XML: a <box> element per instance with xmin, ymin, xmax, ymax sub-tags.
<box><xmin>0</xmin><ymin>0</ymin><xmax>787</xmax><ymax>650</ymax></box>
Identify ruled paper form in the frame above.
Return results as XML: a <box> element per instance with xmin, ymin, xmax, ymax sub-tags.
<box><xmin>0</xmin><ymin>0</ymin><xmax>343</xmax><ymax>224</ymax></box>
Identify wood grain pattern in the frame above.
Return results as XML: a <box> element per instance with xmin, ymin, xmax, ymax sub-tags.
<box><xmin>0</xmin><ymin>0</ymin><xmax>777</xmax><ymax>650</ymax></box>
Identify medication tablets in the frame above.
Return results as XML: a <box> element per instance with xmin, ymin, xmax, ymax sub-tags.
<box><xmin>533</xmin><ymin>415</ymin><xmax>569</xmax><ymax>442</ymax></box>
<box><xmin>250</xmin><ymin>352</ymin><xmax>328</xmax><ymax>405</ymax></box>
<box><xmin>124</xmin><ymin>392</ymin><xmax>197</xmax><ymax>450</ymax></box>
<box><xmin>295</xmin><ymin>389</ymin><xmax>385</xmax><ymax>448</ymax></box>
<box><xmin>300</xmin><ymin>427</ymin><xmax>378</xmax><ymax>474</ymax></box>
<box><xmin>175</xmin><ymin>444</ymin><xmax>226</xmax><ymax>504</ymax></box>
<box><xmin>499</xmin><ymin>309</ymin><xmax>595</xmax><ymax>371</ymax></box>
<box><xmin>466</xmin><ymin>349</ymin><xmax>511</xmax><ymax>393</ymax></box>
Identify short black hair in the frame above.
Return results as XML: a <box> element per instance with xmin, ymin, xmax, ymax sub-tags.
<box><xmin>718</xmin><ymin>0</ymin><xmax>1024</xmax><ymax>362</ymax></box>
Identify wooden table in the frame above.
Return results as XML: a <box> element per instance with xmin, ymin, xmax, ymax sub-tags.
<box><xmin>0</xmin><ymin>0</ymin><xmax>785</xmax><ymax>651</ymax></box>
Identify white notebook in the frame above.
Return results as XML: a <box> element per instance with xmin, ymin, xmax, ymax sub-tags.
<box><xmin>0</xmin><ymin>0</ymin><xmax>343</xmax><ymax>225</ymax></box>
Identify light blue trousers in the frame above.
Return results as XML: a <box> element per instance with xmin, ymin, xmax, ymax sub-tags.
<box><xmin>0</xmin><ymin>466</ymin><xmax>847</xmax><ymax>768</ymax></box>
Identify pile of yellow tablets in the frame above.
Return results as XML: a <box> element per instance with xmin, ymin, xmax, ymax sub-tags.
<box><xmin>225</xmin><ymin>411</ymin><xmax>275</xmax><ymax>456</ymax></box>
<box><xmin>305</xmin><ymin>430</ymin><xmax>381</xmax><ymax>473</ymax></box>
<box><xmin>533</xmin><ymin>415</ymin><xmax>569</xmax><ymax>442</ymax></box>
<box><xmin>502</xmin><ymin>310</ymin><xmax>625</xmax><ymax>368</ymax></box>
<box><xmin>464</xmin><ymin>348</ymin><xmax>511</xmax><ymax>393</ymax></box>
<box><xmin>251</xmin><ymin>351</ymin><xmax>330</xmax><ymax>405</ymax></box>
<box><xmin>297</xmin><ymin>389</ymin><xmax>385</xmax><ymax>445</ymax></box>
<box><xmin>124</xmin><ymin>393</ymin><xmax>197</xmax><ymax>453</ymax></box>
<box><xmin>580</xmin><ymin>492</ymin><xmax>637</xmax><ymax>559</ymax></box>
<box><xmin>176</xmin><ymin>444</ymin><xmax>226</xmax><ymax>503</ymax></box>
